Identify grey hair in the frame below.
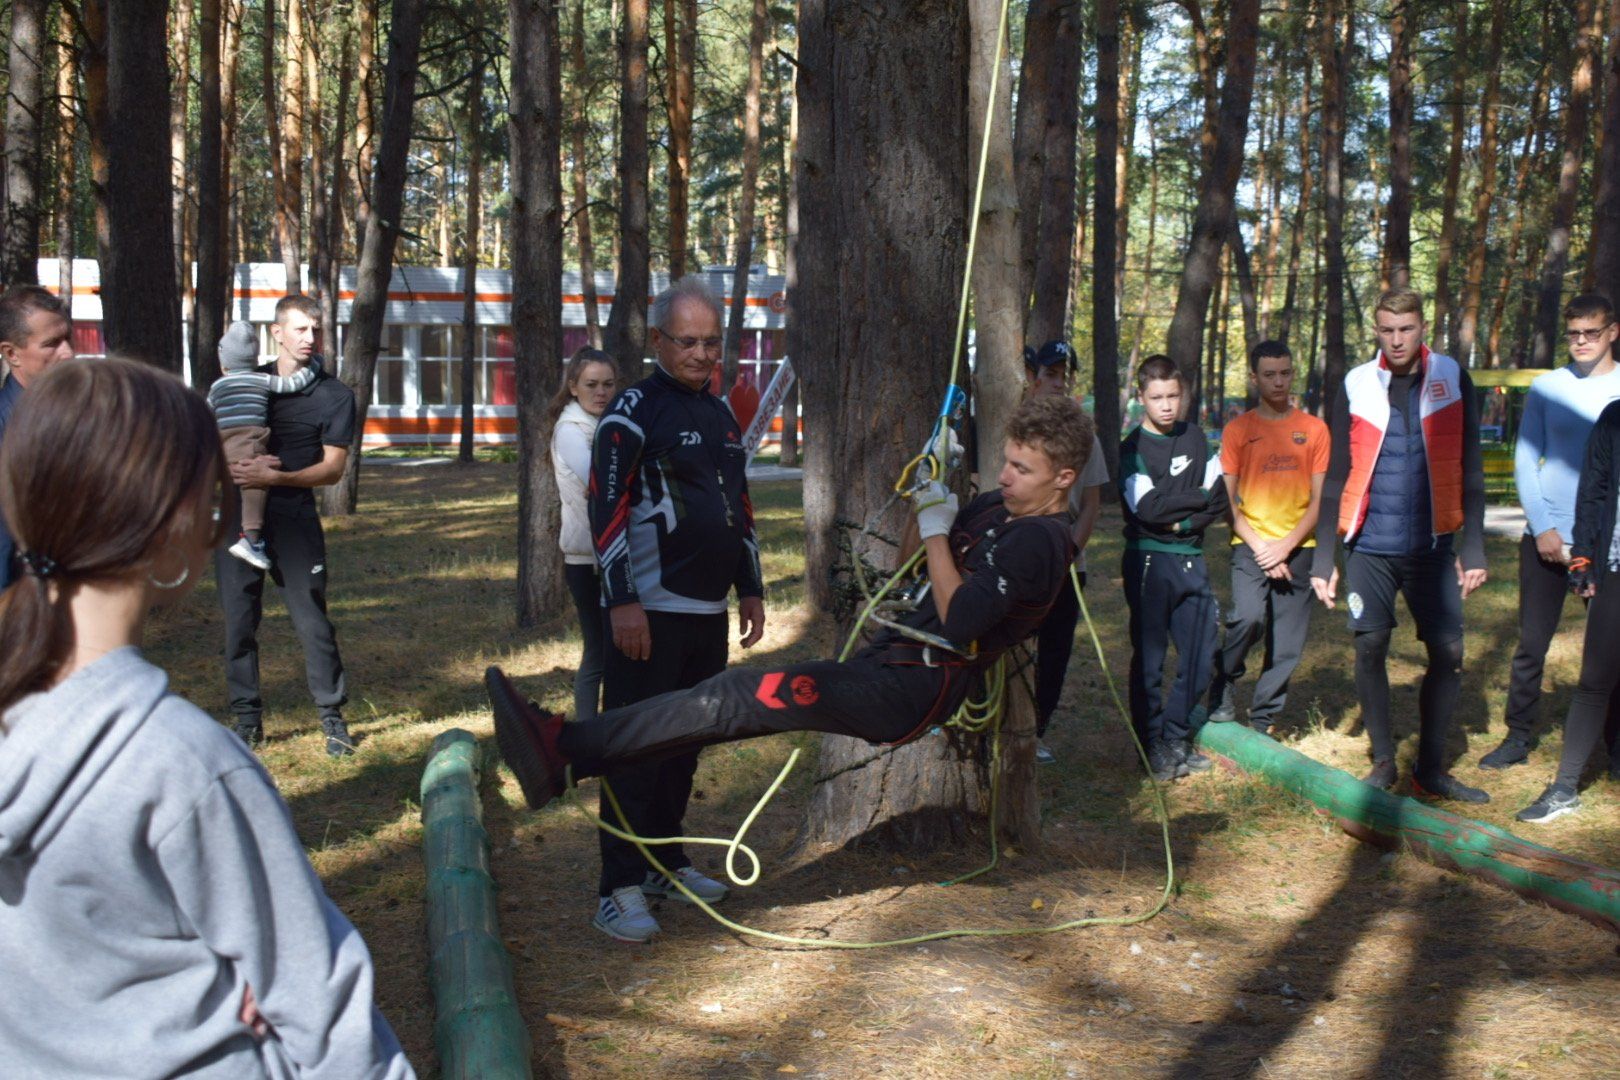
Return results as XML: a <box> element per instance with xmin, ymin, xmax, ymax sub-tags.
<box><xmin>650</xmin><ymin>275</ymin><xmax>724</xmax><ymax>332</ymax></box>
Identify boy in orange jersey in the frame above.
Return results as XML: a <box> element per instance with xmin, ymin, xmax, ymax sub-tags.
<box><xmin>1206</xmin><ymin>341</ymin><xmax>1329</xmax><ymax>735</ymax></box>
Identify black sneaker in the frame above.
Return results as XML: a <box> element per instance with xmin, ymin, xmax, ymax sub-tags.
<box><xmin>1412</xmin><ymin>770</ymin><xmax>1490</xmax><ymax>804</ymax></box>
<box><xmin>1206</xmin><ymin>680</ymin><xmax>1236</xmax><ymax>724</ymax></box>
<box><xmin>1147</xmin><ymin>740</ymin><xmax>1187</xmax><ymax>782</ymax></box>
<box><xmin>1478</xmin><ymin>736</ymin><xmax>1534</xmax><ymax>770</ymax></box>
<box><xmin>1174</xmin><ymin>738</ymin><xmax>1213</xmax><ymax>773</ymax></box>
<box><xmin>1515</xmin><ymin>782</ymin><xmax>1580</xmax><ymax>823</ymax></box>
<box><xmin>486</xmin><ymin>666</ymin><xmax>570</xmax><ymax>808</ymax></box>
<box><xmin>1363</xmin><ymin>759</ymin><xmax>1398</xmax><ymax>791</ymax></box>
<box><xmin>232</xmin><ymin>720</ymin><xmax>263</xmax><ymax>749</ymax></box>
<box><xmin>321</xmin><ymin>715</ymin><xmax>356</xmax><ymax>758</ymax></box>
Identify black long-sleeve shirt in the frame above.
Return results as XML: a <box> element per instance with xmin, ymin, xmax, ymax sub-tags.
<box><xmin>1118</xmin><ymin>421</ymin><xmax>1229</xmax><ymax>554</ymax></box>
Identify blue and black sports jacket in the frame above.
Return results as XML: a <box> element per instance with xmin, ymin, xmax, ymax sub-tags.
<box><xmin>589</xmin><ymin>363</ymin><xmax>764</xmax><ymax>614</ymax></box>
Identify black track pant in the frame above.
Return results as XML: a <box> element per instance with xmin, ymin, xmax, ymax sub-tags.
<box><xmin>1555</xmin><ymin>583</ymin><xmax>1620</xmax><ymax>788</ymax></box>
<box><xmin>596</xmin><ymin>610</ymin><xmax>729</xmax><ymax>896</ymax></box>
<box><xmin>1211</xmin><ymin>545</ymin><xmax>1314</xmax><ymax>730</ymax></box>
<box><xmin>1353</xmin><ymin>629</ymin><xmax>1463</xmax><ymax>775</ymax></box>
<box><xmin>562</xmin><ymin>656</ymin><xmax>962</xmax><ymax>780</ymax></box>
<box><xmin>1504</xmin><ymin>534</ymin><xmax>1620</xmax><ymax>741</ymax></box>
<box><xmin>1123</xmin><ymin>549</ymin><xmax>1219</xmax><ymax>745</ymax></box>
<box><xmin>216</xmin><ymin>506</ymin><xmax>347</xmax><ymax>723</ymax></box>
<box><xmin>1034</xmin><ymin>570</ymin><xmax>1085</xmax><ymax>737</ymax></box>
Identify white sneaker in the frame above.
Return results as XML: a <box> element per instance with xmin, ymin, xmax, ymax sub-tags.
<box><xmin>229</xmin><ymin>536</ymin><xmax>272</xmax><ymax>570</ymax></box>
<box><xmin>1035</xmin><ymin>741</ymin><xmax>1057</xmax><ymax>766</ymax></box>
<box><xmin>642</xmin><ymin>866</ymin><xmax>729</xmax><ymax>904</ymax></box>
<box><xmin>592</xmin><ymin>886</ymin><xmax>661</xmax><ymax>943</ymax></box>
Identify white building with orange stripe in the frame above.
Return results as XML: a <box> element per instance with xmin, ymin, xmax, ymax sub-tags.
<box><xmin>38</xmin><ymin>259</ymin><xmax>789</xmax><ymax>449</ymax></box>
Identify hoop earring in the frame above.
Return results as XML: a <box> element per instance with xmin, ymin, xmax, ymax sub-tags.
<box><xmin>148</xmin><ymin>550</ymin><xmax>191</xmax><ymax>590</ymax></box>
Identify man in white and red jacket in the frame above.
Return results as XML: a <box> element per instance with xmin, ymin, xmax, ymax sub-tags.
<box><xmin>1309</xmin><ymin>287</ymin><xmax>1489</xmax><ymax>803</ymax></box>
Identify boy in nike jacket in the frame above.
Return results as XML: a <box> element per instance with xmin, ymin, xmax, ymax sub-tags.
<box><xmin>1119</xmin><ymin>355</ymin><xmax>1229</xmax><ymax>780</ymax></box>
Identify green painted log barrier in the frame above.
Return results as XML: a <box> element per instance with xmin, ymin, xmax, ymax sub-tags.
<box><xmin>421</xmin><ymin>729</ymin><xmax>532</xmax><ymax>1079</ymax></box>
<box><xmin>1195</xmin><ymin>721</ymin><xmax>1620</xmax><ymax>936</ymax></box>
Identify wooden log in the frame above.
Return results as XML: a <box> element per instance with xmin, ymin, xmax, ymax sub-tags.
<box><xmin>421</xmin><ymin>729</ymin><xmax>532</xmax><ymax>1079</ymax></box>
<box><xmin>1195</xmin><ymin>721</ymin><xmax>1620</xmax><ymax>937</ymax></box>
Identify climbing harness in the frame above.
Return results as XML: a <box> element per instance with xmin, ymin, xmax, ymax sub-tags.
<box><xmin>557</xmin><ymin>0</ymin><xmax>1176</xmax><ymax>947</ymax></box>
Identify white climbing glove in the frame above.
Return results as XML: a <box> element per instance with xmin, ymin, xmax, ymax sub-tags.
<box><xmin>929</xmin><ymin>425</ymin><xmax>963</xmax><ymax>470</ymax></box>
<box><xmin>911</xmin><ymin>479</ymin><xmax>959</xmax><ymax>541</ymax></box>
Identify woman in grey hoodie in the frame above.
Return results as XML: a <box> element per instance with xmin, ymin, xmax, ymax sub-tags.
<box><xmin>0</xmin><ymin>357</ymin><xmax>414</xmax><ymax>1079</ymax></box>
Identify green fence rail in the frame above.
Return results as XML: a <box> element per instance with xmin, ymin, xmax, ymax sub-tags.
<box><xmin>1196</xmin><ymin>721</ymin><xmax>1620</xmax><ymax>936</ymax></box>
<box><xmin>421</xmin><ymin>728</ymin><xmax>532</xmax><ymax>1079</ymax></box>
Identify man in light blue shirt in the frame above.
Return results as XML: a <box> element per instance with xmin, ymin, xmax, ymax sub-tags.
<box><xmin>1482</xmin><ymin>292</ymin><xmax>1620</xmax><ymax>769</ymax></box>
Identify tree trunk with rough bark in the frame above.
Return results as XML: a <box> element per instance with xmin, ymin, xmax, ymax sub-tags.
<box><xmin>603</xmin><ymin>0</ymin><xmax>649</xmax><ymax>370</ymax></box>
<box><xmin>1431</xmin><ymin>0</ymin><xmax>1469</xmax><ymax>348</ymax></box>
<box><xmin>1024</xmin><ymin>0</ymin><xmax>1082</xmax><ymax>347</ymax></box>
<box><xmin>1382</xmin><ymin>0</ymin><xmax>1413</xmax><ymax>289</ymax></box>
<box><xmin>354</xmin><ymin>0</ymin><xmax>376</xmax><ymax>235</ymax></box>
<box><xmin>312</xmin><ymin>28</ymin><xmax>352</xmax><ymax>373</ymax></box>
<box><xmin>1533</xmin><ymin>0</ymin><xmax>1601</xmax><ymax>367</ymax></box>
<box><xmin>1456</xmin><ymin>0</ymin><xmax>1506</xmax><ymax>368</ymax></box>
<box><xmin>795</xmin><ymin>0</ymin><xmax>981</xmax><ymax>854</ymax></box>
<box><xmin>220</xmin><ymin>0</ymin><xmax>243</xmax><ymax>271</ymax></box>
<box><xmin>663</xmin><ymin>0</ymin><xmax>695</xmax><ymax>277</ymax></box>
<box><xmin>82</xmin><ymin>0</ymin><xmax>112</xmax><ymax>272</ymax></box>
<box><xmin>722</xmin><ymin>0</ymin><xmax>765</xmax><ymax>394</ymax></box>
<box><xmin>1589</xmin><ymin>0</ymin><xmax>1620</xmax><ymax>294</ymax></box>
<box><xmin>509</xmin><ymin>0</ymin><xmax>566</xmax><ymax>625</ymax></box>
<box><xmin>780</xmin><ymin>74</ymin><xmax>799</xmax><ymax>469</ymax></box>
<box><xmin>1093</xmin><ymin>0</ymin><xmax>1121</xmax><ymax>484</ymax></box>
<box><xmin>3</xmin><ymin>0</ymin><xmax>47</xmax><ymax>285</ymax></box>
<box><xmin>1164</xmin><ymin>0</ymin><xmax>1260</xmax><ymax>405</ymax></box>
<box><xmin>569</xmin><ymin>0</ymin><xmax>601</xmax><ymax>348</ymax></box>
<box><xmin>98</xmin><ymin>0</ymin><xmax>183</xmax><ymax>371</ymax></box>
<box><xmin>281</xmin><ymin>0</ymin><xmax>306</xmax><ymax>287</ymax></box>
<box><xmin>193</xmin><ymin>0</ymin><xmax>226</xmax><ymax>389</ymax></box>
<box><xmin>1319</xmin><ymin>0</ymin><xmax>1351</xmax><ymax>421</ymax></box>
<box><xmin>323</xmin><ymin>0</ymin><xmax>424</xmax><ymax>515</ymax></box>
<box><xmin>54</xmin><ymin>14</ymin><xmax>76</xmax><ymax>300</ymax></box>
<box><xmin>169</xmin><ymin>0</ymin><xmax>192</xmax><ymax>305</ymax></box>
<box><xmin>460</xmin><ymin>58</ymin><xmax>483</xmax><ymax>465</ymax></box>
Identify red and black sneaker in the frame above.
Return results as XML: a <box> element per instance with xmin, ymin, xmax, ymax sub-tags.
<box><xmin>485</xmin><ymin>666</ymin><xmax>569</xmax><ymax>808</ymax></box>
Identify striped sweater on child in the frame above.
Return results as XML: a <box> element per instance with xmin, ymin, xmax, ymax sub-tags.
<box><xmin>206</xmin><ymin>360</ymin><xmax>321</xmax><ymax>430</ymax></box>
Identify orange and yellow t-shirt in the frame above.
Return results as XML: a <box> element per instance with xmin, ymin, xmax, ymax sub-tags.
<box><xmin>1219</xmin><ymin>408</ymin><xmax>1330</xmax><ymax>546</ymax></box>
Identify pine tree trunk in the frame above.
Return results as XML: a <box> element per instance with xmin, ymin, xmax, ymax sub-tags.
<box><xmin>1382</xmin><ymin>0</ymin><xmax>1413</xmax><ymax>289</ymax></box>
<box><xmin>794</xmin><ymin>0</ymin><xmax>978</xmax><ymax>854</ymax></box>
<box><xmin>1114</xmin><ymin>11</ymin><xmax>1136</xmax><ymax>306</ymax></box>
<box><xmin>509</xmin><ymin>0</ymin><xmax>567</xmax><ymax>626</ymax></box>
<box><xmin>54</xmin><ymin>14</ymin><xmax>76</xmax><ymax>300</ymax></box>
<box><xmin>663</xmin><ymin>0</ymin><xmax>695</xmax><ymax>277</ymax></box>
<box><xmin>1533</xmin><ymin>0</ymin><xmax>1601</xmax><ymax>367</ymax></box>
<box><xmin>1274</xmin><ymin>32</ymin><xmax>1313</xmax><ymax>350</ymax></box>
<box><xmin>169</xmin><ymin>0</ymin><xmax>192</xmax><ymax>304</ymax></box>
<box><xmin>281</xmin><ymin>0</ymin><xmax>306</xmax><ymax>287</ymax></box>
<box><xmin>313</xmin><ymin>29</ymin><xmax>353</xmax><ymax>375</ymax></box>
<box><xmin>460</xmin><ymin>59</ymin><xmax>483</xmax><ymax>465</ymax></box>
<box><xmin>1590</xmin><ymin>0</ymin><xmax>1620</xmax><ymax>290</ymax></box>
<box><xmin>1431</xmin><ymin>0</ymin><xmax>1469</xmax><ymax>347</ymax></box>
<box><xmin>83</xmin><ymin>0</ymin><xmax>112</xmax><ymax>272</ymax></box>
<box><xmin>1456</xmin><ymin>0</ymin><xmax>1507</xmax><ymax>368</ymax></box>
<box><xmin>722</xmin><ymin>0</ymin><xmax>765</xmax><ymax>394</ymax></box>
<box><xmin>3</xmin><ymin>0</ymin><xmax>47</xmax><ymax>285</ymax></box>
<box><xmin>1230</xmin><ymin>227</ymin><xmax>1259</xmax><ymax>361</ymax></box>
<box><xmin>1012</xmin><ymin>0</ymin><xmax>1056</xmax><ymax>314</ymax></box>
<box><xmin>354</xmin><ymin>0</ymin><xmax>376</xmax><ymax>234</ymax></box>
<box><xmin>570</xmin><ymin>0</ymin><xmax>602</xmax><ymax>348</ymax></box>
<box><xmin>220</xmin><ymin>0</ymin><xmax>243</xmax><ymax>273</ymax></box>
<box><xmin>323</xmin><ymin>0</ymin><xmax>425</xmax><ymax>515</ymax></box>
<box><xmin>1318</xmin><ymin>0</ymin><xmax>1351</xmax><ymax>421</ymax></box>
<box><xmin>780</xmin><ymin>76</ymin><xmax>800</xmax><ymax>469</ymax></box>
<box><xmin>1093</xmin><ymin>0</ymin><xmax>1122</xmax><ymax>484</ymax></box>
<box><xmin>100</xmin><ymin>0</ymin><xmax>183</xmax><ymax>371</ymax></box>
<box><xmin>603</xmin><ymin>0</ymin><xmax>649</xmax><ymax>370</ymax></box>
<box><xmin>193</xmin><ymin>0</ymin><xmax>226</xmax><ymax>389</ymax></box>
<box><xmin>1023</xmin><ymin>0</ymin><xmax>1083</xmax><ymax>346</ymax></box>
<box><xmin>1164</xmin><ymin>0</ymin><xmax>1260</xmax><ymax>404</ymax></box>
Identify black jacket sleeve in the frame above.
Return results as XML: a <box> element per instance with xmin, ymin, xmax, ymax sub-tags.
<box><xmin>1457</xmin><ymin>369</ymin><xmax>1487</xmax><ymax>572</ymax></box>
<box><xmin>1572</xmin><ymin>402</ymin><xmax>1619</xmax><ymax>565</ymax></box>
<box><xmin>1311</xmin><ymin>389</ymin><xmax>1352</xmax><ymax>580</ymax></box>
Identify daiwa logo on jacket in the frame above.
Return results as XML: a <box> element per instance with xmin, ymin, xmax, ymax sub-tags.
<box><xmin>1337</xmin><ymin>345</ymin><xmax>1465</xmax><ymax>543</ymax></box>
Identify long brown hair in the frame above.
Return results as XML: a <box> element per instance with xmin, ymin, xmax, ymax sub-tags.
<box><xmin>545</xmin><ymin>347</ymin><xmax>620</xmax><ymax>425</ymax></box>
<box><xmin>0</xmin><ymin>356</ymin><xmax>231</xmax><ymax>719</ymax></box>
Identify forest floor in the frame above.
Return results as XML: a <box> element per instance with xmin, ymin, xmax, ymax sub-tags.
<box><xmin>147</xmin><ymin>462</ymin><xmax>1620</xmax><ymax>1079</ymax></box>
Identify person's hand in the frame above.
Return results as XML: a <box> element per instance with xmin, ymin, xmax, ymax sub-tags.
<box><xmin>1568</xmin><ymin>556</ymin><xmax>1597</xmax><ymax>598</ymax></box>
<box><xmin>1311</xmin><ymin>568</ymin><xmax>1338</xmax><ymax>609</ymax></box>
<box><xmin>1534</xmin><ymin>529</ymin><xmax>1567</xmax><ymax>566</ymax></box>
<box><xmin>240</xmin><ymin>984</ymin><xmax>271</xmax><ymax>1040</ymax></box>
<box><xmin>738</xmin><ymin>596</ymin><xmax>765</xmax><ymax>648</ymax></box>
<box><xmin>229</xmin><ymin>454</ymin><xmax>282</xmax><ymax>490</ymax></box>
<box><xmin>1456</xmin><ymin>558</ymin><xmax>1488</xmax><ymax>599</ymax></box>
<box><xmin>1265</xmin><ymin>560</ymin><xmax>1292</xmax><ymax>582</ymax></box>
<box><xmin>610</xmin><ymin>602</ymin><xmax>652</xmax><ymax>661</ymax></box>
<box><xmin>928</xmin><ymin>426</ymin><xmax>962</xmax><ymax>470</ymax></box>
<box><xmin>1251</xmin><ymin>538</ymin><xmax>1290</xmax><ymax>571</ymax></box>
<box><xmin>911</xmin><ymin>480</ymin><xmax>958</xmax><ymax>541</ymax></box>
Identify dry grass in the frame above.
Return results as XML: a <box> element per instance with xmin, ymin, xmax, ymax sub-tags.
<box><xmin>145</xmin><ymin>463</ymin><xmax>1620</xmax><ymax>1078</ymax></box>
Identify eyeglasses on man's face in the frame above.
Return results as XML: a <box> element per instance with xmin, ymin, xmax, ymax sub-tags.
<box><xmin>1565</xmin><ymin>324</ymin><xmax>1614</xmax><ymax>344</ymax></box>
<box><xmin>663</xmin><ymin>334</ymin><xmax>724</xmax><ymax>354</ymax></box>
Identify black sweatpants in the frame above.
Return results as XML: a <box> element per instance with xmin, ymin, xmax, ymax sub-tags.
<box><xmin>596</xmin><ymin>610</ymin><xmax>730</xmax><ymax>896</ymax></box>
<box><xmin>563</xmin><ymin>654</ymin><xmax>962</xmax><ymax>777</ymax></box>
<box><xmin>1212</xmin><ymin>545</ymin><xmax>1315</xmax><ymax>731</ymax></box>
<box><xmin>1123</xmin><ymin>548</ymin><xmax>1219</xmax><ymax>745</ymax></box>
<box><xmin>1555</xmin><ymin>582</ymin><xmax>1620</xmax><ymax>788</ymax></box>
<box><xmin>1034</xmin><ymin>570</ymin><xmax>1085</xmax><ymax>737</ymax></box>
<box><xmin>216</xmin><ymin>506</ymin><xmax>347</xmax><ymax>723</ymax></box>
<box><xmin>1504</xmin><ymin>534</ymin><xmax>1620</xmax><ymax>740</ymax></box>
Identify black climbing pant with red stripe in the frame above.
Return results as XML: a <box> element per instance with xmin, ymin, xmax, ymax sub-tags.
<box><xmin>559</xmin><ymin>656</ymin><xmax>969</xmax><ymax>781</ymax></box>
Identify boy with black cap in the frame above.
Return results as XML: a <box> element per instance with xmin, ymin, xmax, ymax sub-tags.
<box><xmin>1024</xmin><ymin>339</ymin><xmax>1109</xmax><ymax>764</ymax></box>
<box><xmin>1119</xmin><ymin>355</ymin><xmax>1229</xmax><ymax>780</ymax></box>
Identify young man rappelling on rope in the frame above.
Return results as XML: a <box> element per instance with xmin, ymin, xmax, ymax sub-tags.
<box><xmin>486</xmin><ymin>396</ymin><xmax>1092</xmax><ymax>846</ymax></box>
